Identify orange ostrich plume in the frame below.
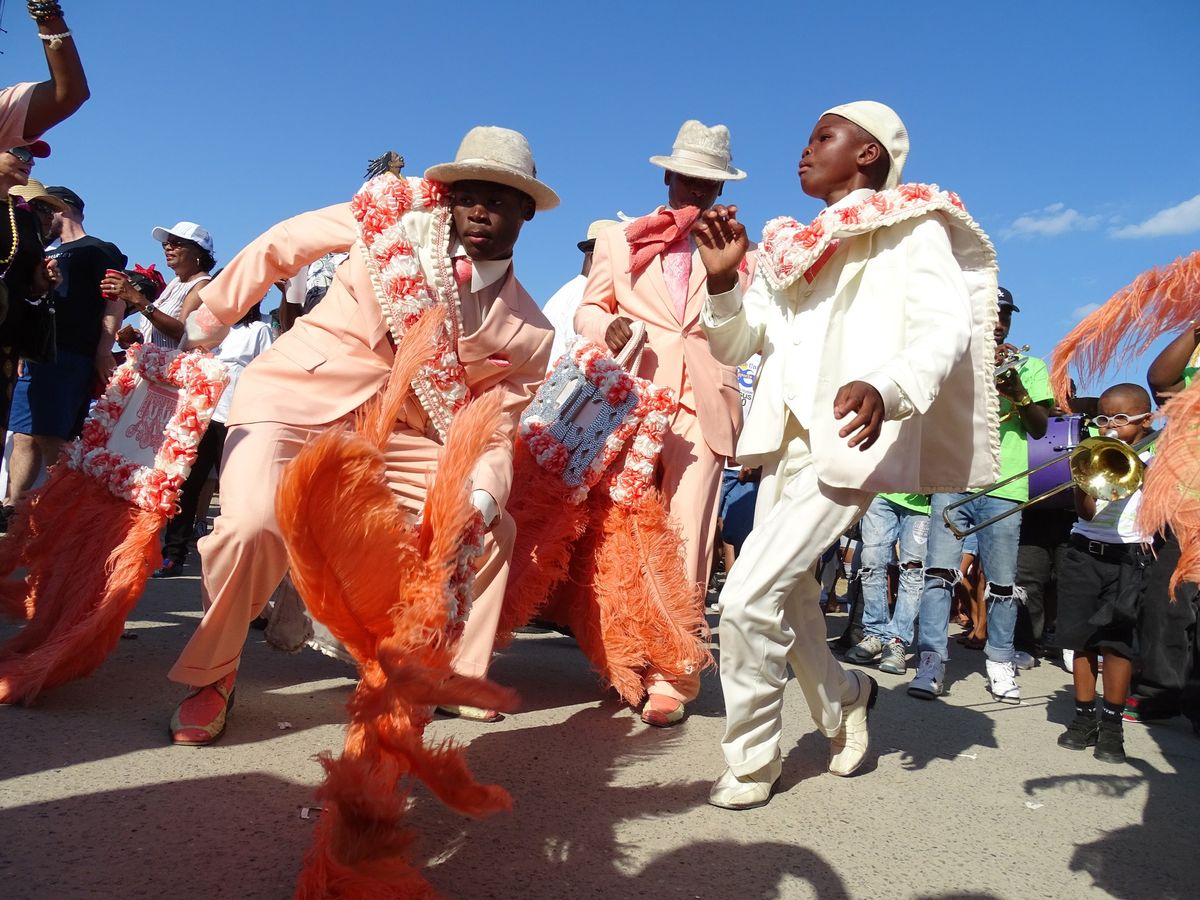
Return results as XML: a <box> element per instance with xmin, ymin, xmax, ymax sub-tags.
<box><xmin>1139</xmin><ymin>383</ymin><xmax>1200</xmax><ymax>597</ymax></box>
<box><xmin>278</xmin><ymin>308</ymin><xmax>514</xmax><ymax>898</ymax></box>
<box><xmin>1051</xmin><ymin>251</ymin><xmax>1200</xmax><ymax>409</ymax></box>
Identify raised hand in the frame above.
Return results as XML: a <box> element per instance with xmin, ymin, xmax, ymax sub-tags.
<box><xmin>692</xmin><ymin>205</ymin><xmax>749</xmax><ymax>294</ymax></box>
<box><xmin>834</xmin><ymin>381</ymin><xmax>885</xmax><ymax>451</ymax></box>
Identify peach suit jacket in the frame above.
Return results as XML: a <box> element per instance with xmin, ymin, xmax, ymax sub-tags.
<box><xmin>199</xmin><ymin>202</ymin><xmax>554</xmax><ymax>512</ymax></box>
<box><xmin>574</xmin><ymin>219</ymin><xmax>751</xmax><ymax>459</ymax></box>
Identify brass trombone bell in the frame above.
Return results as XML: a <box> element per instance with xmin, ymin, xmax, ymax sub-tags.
<box><xmin>942</xmin><ymin>434</ymin><xmax>1150</xmax><ymax>539</ymax></box>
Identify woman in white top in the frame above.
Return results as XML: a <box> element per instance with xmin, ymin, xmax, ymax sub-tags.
<box><xmin>102</xmin><ymin>221</ymin><xmax>214</xmax><ymax>349</ymax></box>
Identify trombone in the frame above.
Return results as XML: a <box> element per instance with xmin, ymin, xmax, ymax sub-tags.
<box><xmin>942</xmin><ymin>432</ymin><xmax>1154</xmax><ymax>539</ymax></box>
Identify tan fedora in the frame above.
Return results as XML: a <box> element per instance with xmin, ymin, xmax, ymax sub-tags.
<box><xmin>577</xmin><ymin>218</ymin><xmax>620</xmax><ymax>251</ymax></box>
<box><xmin>10</xmin><ymin>177</ymin><xmax>68</xmax><ymax>212</ymax></box>
<box><xmin>425</xmin><ymin>126</ymin><xmax>559</xmax><ymax>211</ymax></box>
<box><xmin>650</xmin><ymin>120</ymin><xmax>746</xmax><ymax>182</ymax></box>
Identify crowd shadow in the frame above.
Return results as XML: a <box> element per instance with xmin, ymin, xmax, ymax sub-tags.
<box><xmin>409</xmin><ymin>702</ymin><xmax>853</xmax><ymax>899</ymax></box>
<box><xmin>0</xmin><ymin>772</ymin><xmax>316</xmax><ymax>899</ymax></box>
<box><xmin>1023</xmin><ymin>665</ymin><xmax>1200</xmax><ymax>899</ymax></box>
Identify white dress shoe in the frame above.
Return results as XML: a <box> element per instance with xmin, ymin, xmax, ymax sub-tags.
<box><xmin>829</xmin><ymin>670</ymin><xmax>877</xmax><ymax>776</ymax></box>
<box><xmin>708</xmin><ymin>754</ymin><xmax>782</xmax><ymax>810</ymax></box>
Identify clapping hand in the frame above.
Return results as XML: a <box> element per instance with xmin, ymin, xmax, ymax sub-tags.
<box><xmin>834</xmin><ymin>381</ymin><xmax>885</xmax><ymax>450</ymax></box>
<box><xmin>692</xmin><ymin>205</ymin><xmax>749</xmax><ymax>294</ymax></box>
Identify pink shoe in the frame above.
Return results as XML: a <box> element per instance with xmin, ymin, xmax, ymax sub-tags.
<box><xmin>641</xmin><ymin>694</ymin><xmax>686</xmax><ymax>727</ymax></box>
<box><xmin>170</xmin><ymin>671</ymin><xmax>237</xmax><ymax>746</ymax></box>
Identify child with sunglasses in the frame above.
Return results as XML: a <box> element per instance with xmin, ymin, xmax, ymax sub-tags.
<box><xmin>1056</xmin><ymin>382</ymin><xmax>1157</xmax><ymax>763</ymax></box>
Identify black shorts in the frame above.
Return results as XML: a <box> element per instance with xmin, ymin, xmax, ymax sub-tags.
<box><xmin>1055</xmin><ymin>540</ymin><xmax>1155</xmax><ymax>657</ymax></box>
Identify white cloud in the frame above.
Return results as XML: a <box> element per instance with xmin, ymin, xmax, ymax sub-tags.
<box><xmin>1004</xmin><ymin>202</ymin><xmax>1102</xmax><ymax>239</ymax></box>
<box><xmin>1111</xmin><ymin>194</ymin><xmax>1200</xmax><ymax>238</ymax></box>
<box><xmin>1070</xmin><ymin>303</ymin><xmax>1101</xmax><ymax>322</ymax></box>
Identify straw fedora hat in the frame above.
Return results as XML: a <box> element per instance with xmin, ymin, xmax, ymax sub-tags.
<box><xmin>10</xmin><ymin>178</ymin><xmax>69</xmax><ymax>212</ymax></box>
<box><xmin>425</xmin><ymin>126</ymin><xmax>559</xmax><ymax>211</ymax></box>
<box><xmin>577</xmin><ymin>218</ymin><xmax>620</xmax><ymax>251</ymax></box>
<box><xmin>650</xmin><ymin>120</ymin><xmax>746</xmax><ymax>182</ymax></box>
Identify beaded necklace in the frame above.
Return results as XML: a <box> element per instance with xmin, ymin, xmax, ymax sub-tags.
<box><xmin>0</xmin><ymin>195</ymin><xmax>19</xmax><ymax>273</ymax></box>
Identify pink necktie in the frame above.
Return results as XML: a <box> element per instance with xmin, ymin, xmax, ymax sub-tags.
<box><xmin>454</xmin><ymin>256</ymin><xmax>473</xmax><ymax>290</ymax></box>
<box><xmin>663</xmin><ymin>235</ymin><xmax>692</xmax><ymax>322</ymax></box>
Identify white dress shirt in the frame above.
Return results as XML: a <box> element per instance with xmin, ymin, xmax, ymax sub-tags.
<box><xmin>542</xmin><ymin>273</ymin><xmax>587</xmax><ymax>366</ymax></box>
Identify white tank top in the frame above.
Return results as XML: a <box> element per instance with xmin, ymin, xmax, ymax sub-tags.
<box><xmin>140</xmin><ymin>274</ymin><xmax>212</xmax><ymax>349</ymax></box>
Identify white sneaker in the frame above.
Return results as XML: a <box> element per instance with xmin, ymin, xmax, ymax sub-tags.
<box><xmin>986</xmin><ymin>659</ymin><xmax>1021</xmax><ymax>703</ymax></box>
<box><xmin>907</xmin><ymin>651</ymin><xmax>944</xmax><ymax>700</ymax></box>
<box><xmin>1062</xmin><ymin>649</ymin><xmax>1075</xmax><ymax>672</ymax></box>
<box><xmin>708</xmin><ymin>754</ymin><xmax>782</xmax><ymax>810</ymax></box>
<box><xmin>1013</xmin><ymin>650</ymin><xmax>1037</xmax><ymax>670</ymax></box>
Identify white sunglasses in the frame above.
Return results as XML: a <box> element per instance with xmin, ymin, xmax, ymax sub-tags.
<box><xmin>1091</xmin><ymin>412</ymin><xmax>1151</xmax><ymax>428</ymax></box>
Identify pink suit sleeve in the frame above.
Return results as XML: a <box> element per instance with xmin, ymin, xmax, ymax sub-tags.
<box><xmin>468</xmin><ymin>326</ymin><xmax>554</xmax><ymax>513</ymax></box>
<box><xmin>574</xmin><ymin>230</ymin><xmax>620</xmax><ymax>345</ymax></box>
<box><xmin>199</xmin><ymin>204</ymin><xmax>357</xmax><ymax>326</ymax></box>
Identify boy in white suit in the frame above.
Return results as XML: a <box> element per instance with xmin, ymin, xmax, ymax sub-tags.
<box><xmin>694</xmin><ymin>101</ymin><xmax>1000</xmax><ymax>809</ymax></box>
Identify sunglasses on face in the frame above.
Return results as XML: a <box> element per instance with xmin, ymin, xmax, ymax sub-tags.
<box><xmin>29</xmin><ymin>200</ymin><xmax>57</xmax><ymax>216</ymax></box>
<box><xmin>161</xmin><ymin>238</ymin><xmax>196</xmax><ymax>250</ymax></box>
<box><xmin>6</xmin><ymin>148</ymin><xmax>35</xmax><ymax>165</ymax></box>
<box><xmin>1092</xmin><ymin>412</ymin><xmax>1151</xmax><ymax>428</ymax></box>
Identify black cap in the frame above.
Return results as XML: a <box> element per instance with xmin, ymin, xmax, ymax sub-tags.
<box><xmin>46</xmin><ymin>186</ymin><xmax>84</xmax><ymax>213</ymax></box>
<box><xmin>997</xmin><ymin>286</ymin><xmax>1020</xmax><ymax>312</ymax></box>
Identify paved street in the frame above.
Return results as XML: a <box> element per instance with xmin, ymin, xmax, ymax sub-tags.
<box><xmin>2</xmin><ymin>568</ymin><xmax>1197</xmax><ymax>899</ymax></box>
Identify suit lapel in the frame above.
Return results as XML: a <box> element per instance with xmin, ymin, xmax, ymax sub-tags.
<box><xmin>681</xmin><ymin>246</ymin><xmax>709</xmax><ymax>327</ymax></box>
<box><xmin>457</xmin><ymin>270</ymin><xmax>523</xmax><ymax>363</ymax></box>
<box><xmin>636</xmin><ymin>253</ymin><xmax>677</xmax><ymax>324</ymax></box>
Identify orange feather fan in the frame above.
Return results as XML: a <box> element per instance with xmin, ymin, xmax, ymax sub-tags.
<box><xmin>1050</xmin><ymin>250</ymin><xmax>1200</xmax><ymax>408</ymax></box>
<box><xmin>1138</xmin><ymin>383</ymin><xmax>1200</xmax><ymax>597</ymax></box>
<box><xmin>277</xmin><ymin>308</ymin><xmax>515</xmax><ymax>899</ymax></box>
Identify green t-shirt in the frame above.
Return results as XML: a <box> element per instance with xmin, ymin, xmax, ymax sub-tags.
<box><xmin>879</xmin><ymin>492</ymin><xmax>931</xmax><ymax>515</ymax></box>
<box><xmin>1184</xmin><ymin>366</ymin><xmax>1196</xmax><ymax>387</ymax></box>
<box><xmin>990</xmin><ymin>355</ymin><xmax>1054</xmax><ymax>503</ymax></box>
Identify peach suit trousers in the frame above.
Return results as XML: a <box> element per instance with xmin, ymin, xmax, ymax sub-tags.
<box><xmin>168</xmin><ymin>419</ymin><xmax>514</xmax><ymax>687</ymax></box>
<box><xmin>644</xmin><ymin>403</ymin><xmax>724</xmax><ymax>704</ymax></box>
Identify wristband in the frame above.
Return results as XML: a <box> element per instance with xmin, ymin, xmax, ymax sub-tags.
<box><xmin>1012</xmin><ymin>392</ymin><xmax>1033</xmax><ymax>408</ymax></box>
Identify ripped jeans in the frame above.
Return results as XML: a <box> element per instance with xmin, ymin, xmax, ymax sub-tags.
<box><xmin>860</xmin><ymin>495</ymin><xmax>930</xmax><ymax>645</ymax></box>
<box><xmin>917</xmin><ymin>492</ymin><xmax>1022</xmax><ymax>663</ymax></box>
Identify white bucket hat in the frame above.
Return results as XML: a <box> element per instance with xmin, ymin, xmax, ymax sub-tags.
<box><xmin>425</xmin><ymin>126</ymin><xmax>559</xmax><ymax>211</ymax></box>
<box><xmin>650</xmin><ymin>120</ymin><xmax>746</xmax><ymax>182</ymax></box>
<box><xmin>821</xmin><ymin>101</ymin><xmax>909</xmax><ymax>190</ymax></box>
<box><xmin>151</xmin><ymin>221</ymin><xmax>215</xmax><ymax>256</ymax></box>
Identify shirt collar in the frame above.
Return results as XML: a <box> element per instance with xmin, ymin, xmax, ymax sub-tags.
<box><xmin>450</xmin><ymin>237</ymin><xmax>513</xmax><ymax>293</ymax></box>
<box><xmin>827</xmin><ymin>188</ymin><xmax>876</xmax><ymax>213</ymax></box>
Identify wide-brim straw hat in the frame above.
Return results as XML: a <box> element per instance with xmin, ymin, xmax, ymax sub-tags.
<box><xmin>578</xmin><ymin>218</ymin><xmax>620</xmax><ymax>251</ymax></box>
<box><xmin>650</xmin><ymin>119</ymin><xmax>746</xmax><ymax>182</ymax></box>
<box><xmin>425</xmin><ymin>126</ymin><xmax>559</xmax><ymax>211</ymax></box>
<box><xmin>10</xmin><ymin>178</ymin><xmax>68</xmax><ymax>212</ymax></box>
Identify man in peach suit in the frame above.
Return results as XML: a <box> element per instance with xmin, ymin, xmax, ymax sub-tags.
<box><xmin>168</xmin><ymin>127</ymin><xmax>556</xmax><ymax>744</ymax></box>
<box><xmin>575</xmin><ymin>120</ymin><xmax>750</xmax><ymax>727</ymax></box>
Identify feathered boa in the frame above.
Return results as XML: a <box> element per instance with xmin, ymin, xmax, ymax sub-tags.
<box><xmin>349</xmin><ymin>174</ymin><xmax>468</xmax><ymax>440</ymax></box>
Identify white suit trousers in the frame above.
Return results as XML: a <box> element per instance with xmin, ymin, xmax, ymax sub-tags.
<box><xmin>719</xmin><ymin>418</ymin><xmax>873</xmax><ymax>775</ymax></box>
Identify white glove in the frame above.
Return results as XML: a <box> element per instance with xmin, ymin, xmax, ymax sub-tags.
<box><xmin>180</xmin><ymin>304</ymin><xmax>230</xmax><ymax>351</ymax></box>
<box><xmin>470</xmin><ymin>489</ymin><xmax>499</xmax><ymax>529</ymax></box>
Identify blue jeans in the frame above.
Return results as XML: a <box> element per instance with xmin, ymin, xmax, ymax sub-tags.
<box><xmin>917</xmin><ymin>492</ymin><xmax>1022</xmax><ymax>663</ymax></box>
<box><xmin>860</xmin><ymin>496</ymin><xmax>929</xmax><ymax>645</ymax></box>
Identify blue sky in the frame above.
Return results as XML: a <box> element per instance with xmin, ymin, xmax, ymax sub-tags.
<box><xmin>8</xmin><ymin>1</ymin><xmax>1198</xmax><ymax>394</ymax></box>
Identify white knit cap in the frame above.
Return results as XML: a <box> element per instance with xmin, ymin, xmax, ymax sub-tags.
<box><xmin>821</xmin><ymin>101</ymin><xmax>909</xmax><ymax>190</ymax></box>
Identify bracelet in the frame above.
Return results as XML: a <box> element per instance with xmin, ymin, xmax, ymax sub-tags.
<box><xmin>28</xmin><ymin>3</ymin><xmax>65</xmax><ymax>24</ymax></box>
<box><xmin>37</xmin><ymin>30</ymin><xmax>71</xmax><ymax>50</ymax></box>
<box><xmin>1012</xmin><ymin>392</ymin><xmax>1033</xmax><ymax>408</ymax></box>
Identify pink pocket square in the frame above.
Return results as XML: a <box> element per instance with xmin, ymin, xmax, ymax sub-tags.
<box><xmin>488</xmin><ymin>356</ymin><xmax>512</xmax><ymax>367</ymax></box>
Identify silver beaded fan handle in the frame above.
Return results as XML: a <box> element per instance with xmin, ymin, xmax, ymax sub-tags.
<box><xmin>614</xmin><ymin>321</ymin><xmax>646</xmax><ymax>374</ymax></box>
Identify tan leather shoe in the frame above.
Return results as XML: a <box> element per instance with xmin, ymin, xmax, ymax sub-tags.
<box><xmin>436</xmin><ymin>704</ymin><xmax>503</xmax><ymax>723</ymax></box>
<box><xmin>708</xmin><ymin>754</ymin><xmax>782</xmax><ymax>810</ymax></box>
<box><xmin>829</xmin><ymin>670</ymin><xmax>877</xmax><ymax>776</ymax></box>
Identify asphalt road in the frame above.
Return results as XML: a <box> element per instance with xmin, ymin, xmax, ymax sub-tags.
<box><xmin>2</xmin><ymin>568</ymin><xmax>1197</xmax><ymax>899</ymax></box>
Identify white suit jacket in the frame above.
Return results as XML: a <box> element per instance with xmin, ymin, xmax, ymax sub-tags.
<box><xmin>701</xmin><ymin>206</ymin><xmax>999</xmax><ymax>494</ymax></box>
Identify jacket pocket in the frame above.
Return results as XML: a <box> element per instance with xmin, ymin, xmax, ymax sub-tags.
<box><xmin>272</xmin><ymin>333</ymin><xmax>327</xmax><ymax>373</ymax></box>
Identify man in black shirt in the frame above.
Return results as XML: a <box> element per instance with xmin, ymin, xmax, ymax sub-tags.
<box><xmin>7</xmin><ymin>186</ymin><xmax>125</xmax><ymax>508</ymax></box>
